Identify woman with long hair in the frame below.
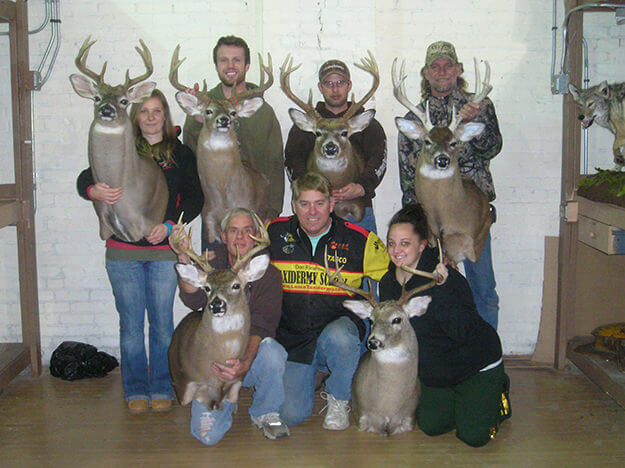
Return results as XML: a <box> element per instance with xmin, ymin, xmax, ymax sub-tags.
<box><xmin>379</xmin><ymin>204</ymin><xmax>510</xmax><ymax>447</ymax></box>
<box><xmin>77</xmin><ymin>89</ymin><xmax>203</xmax><ymax>413</ymax></box>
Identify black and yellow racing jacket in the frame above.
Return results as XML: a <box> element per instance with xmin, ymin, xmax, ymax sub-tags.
<box><xmin>267</xmin><ymin>213</ymin><xmax>389</xmax><ymax>364</ymax></box>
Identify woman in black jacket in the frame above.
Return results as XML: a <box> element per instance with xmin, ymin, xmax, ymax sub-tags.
<box><xmin>379</xmin><ymin>204</ymin><xmax>510</xmax><ymax>447</ymax></box>
<box><xmin>76</xmin><ymin>89</ymin><xmax>203</xmax><ymax>414</ymax></box>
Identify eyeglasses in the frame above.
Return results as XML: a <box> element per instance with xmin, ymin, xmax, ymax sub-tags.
<box><xmin>322</xmin><ymin>79</ymin><xmax>348</xmax><ymax>89</ymax></box>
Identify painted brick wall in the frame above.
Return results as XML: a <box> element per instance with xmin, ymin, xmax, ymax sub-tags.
<box><xmin>1</xmin><ymin>0</ymin><xmax>623</xmax><ymax>362</ymax></box>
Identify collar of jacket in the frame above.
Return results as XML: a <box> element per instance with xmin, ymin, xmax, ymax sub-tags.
<box><xmin>315</xmin><ymin>101</ymin><xmax>366</xmax><ymax>119</ymax></box>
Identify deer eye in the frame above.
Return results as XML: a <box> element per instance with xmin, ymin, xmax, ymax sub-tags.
<box><xmin>120</xmin><ymin>98</ymin><xmax>128</xmax><ymax>106</ymax></box>
<box><xmin>203</xmin><ymin>285</ymin><xmax>211</xmax><ymax>293</ymax></box>
<box><xmin>340</xmin><ymin>130</ymin><xmax>348</xmax><ymax>137</ymax></box>
<box><xmin>392</xmin><ymin>317</ymin><xmax>402</xmax><ymax>324</ymax></box>
<box><xmin>424</xmin><ymin>140</ymin><xmax>432</xmax><ymax>147</ymax></box>
<box><xmin>315</xmin><ymin>131</ymin><xmax>322</xmax><ymax>137</ymax></box>
<box><xmin>230</xmin><ymin>111</ymin><xmax>236</xmax><ymax>117</ymax></box>
<box><xmin>94</xmin><ymin>96</ymin><xmax>101</xmax><ymax>102</ymax></box>
<box><xmin>450</xmin><ymin>141</ymin><xmax>458</xmax><ymax>148</ymax></box>
<box><xmin>232</xmin><ymin>283</ymin><xmax>241</xmax><ymax>290</ymax></box>
<box><xmin>205</xmin><ymin>109</ymin><xmax>213</xmax><ymax>115</ymax></box>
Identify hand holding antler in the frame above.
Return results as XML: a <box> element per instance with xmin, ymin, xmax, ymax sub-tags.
<box><xmin>169</xmin><ymin>214</ymin><xmax>214</xmax><ymax>273</ymax></box>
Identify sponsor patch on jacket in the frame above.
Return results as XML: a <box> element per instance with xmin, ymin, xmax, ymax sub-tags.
<box><xmin>280</xmin><ymin>232</ymin><xmax>296</xmax><ymax>243</ymax></box>
<box><xmin>282</xmin><ymin>244</ymin><xmax>295</xmax><ymax>254</ymax></box>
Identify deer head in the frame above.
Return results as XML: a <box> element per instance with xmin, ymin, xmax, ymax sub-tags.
<box><xmin>169</xmin><ymin>45</ymin><xmax>273</xmax><ymax>141</ymax></box>
<box><xmin>324</xmin><ymin>246</ymin><xmax>436</xmax><ymax>352</ymax></box>
<box><xmin>280</xmin><ymin>51</ymin><xmax>379</xmax><ymax>161</ymax></box>
<box><xmin>393</xmin><ymin>58</ymin><xmax>488</xmax><ymax>175</ymax></box>
<box><xmin>172</xmin><ymin>213</ymin><xmax>271</xmax><ymax>317</ymax></box>
<box><xmin>69</xmin><ymin>36</ymin><xmax>155</xmax><ymax>124</ymax></box>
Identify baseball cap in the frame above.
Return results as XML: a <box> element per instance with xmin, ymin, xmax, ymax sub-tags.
<box><xmin>425</xmin><ymin>41</ymin><xmax>459</xmax><ymax>67</ymax></box>
<box><xmin>318</xmin><ymin>59</ymin><xmax>350</xmax><ymax>82</ymax></box>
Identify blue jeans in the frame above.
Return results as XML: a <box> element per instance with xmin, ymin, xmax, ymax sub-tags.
<box><xmin>463</xmin><ymin>231</ymin><xmax>499</xmax><ymax>330</ymax></box>
<box><xmin>190</xmin><ymin>337</ymin><xmax>287</xmax><ymax>445</ymax></box>
<box><xmin>347</xmin><ymin>206</ymin><xmax>377</xmax><ymax>234</ymax></box>
<box><xmin>280</xmin><ymin>316</ymin><xmax>361</xmax><ymax>427</ymax></box>
<box><xmin>105</xmin><ymin>259</ymin><xmax>177</xmax><ymax>401</ymax></box>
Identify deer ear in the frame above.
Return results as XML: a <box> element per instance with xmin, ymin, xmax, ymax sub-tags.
<box><xmin>70</xmin><ymin>74</ymin><xmax>98</xmax><ymax>99</ymax></box>
<box><xmin>289</xmin><ymin>108</ymin><xmax>316</xmax><ymax>133</ymax></box>
<box><xmin>237</xmin><ymin>97</ymin><xmax>264</xmax><ymax>118</ymax></box>
<box><xmin>455</xmin><ymin>122</ymin><xmax>485</xmax><ymax>142</ymax></box>
<box><xmin>239</xmin><ymin>254</ymin><xmax>270</xmax><ymax>283</ymax></box>
<box><xmin>403</xmin><ymin>295</ymin><xmax>432</xmax><ymax>318</ymax></box>
<box><xmin>176</xmin><ymin>91</ymin><xmax>201</xmax><ymax>116</ymax></box>
<box><xmin>343</xmin><ymin>300</ymin><xmax>373</xmax><ymax>320</ymax></box>
<box><xmin>175</xmin><ymin>263</ymin><xmax>208</xmax><ymax>288</ymax></box>
<box><xmin>347</xmin><ymin>109</ymin><xmax>375</xmax><ymax>134</ymax></box>
<box><xmin>395</xmin><ymin>117</ymin><xmax>428</xmax><ymax>140</ymax></box>
<box><xmin>127</xmin><ymin>81</ymin><xmax>156</xmax><ymax>103</ymax></box>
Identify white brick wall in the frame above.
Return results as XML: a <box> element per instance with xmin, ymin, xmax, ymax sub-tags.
<box><xmin>1</xmin><ymin>0</ymin><xmax>623</xmax><ymax>362</ymax></box>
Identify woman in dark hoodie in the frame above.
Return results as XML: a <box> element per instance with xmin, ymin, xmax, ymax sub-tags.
<box><xmin>378</xmin><ymin>204</ymin><xmax>510</xmax><ymax>447</ymax></box>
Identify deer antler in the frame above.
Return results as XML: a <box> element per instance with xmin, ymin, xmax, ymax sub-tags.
<box><xmin>75</xmin><ymin>36</ymin><xmax>107</xmax><ymax>84</ymax></box>
<box><xmin>230</xmin><ymin>212</ymin><xmax>271</xmax><ymax>273</ymax></box>
<box><xmin>471</xmin><ymin>58</ymin><xmax>492</xmax><ymax>104</ymax></box>
<box><xmin>169</xmin><ymin>45</ymin><xmax>192</xmax><ymax>92</ymax></box>
<box><xmin>397</xmin><ymin>238</ymin><xmax>442</xmax><ymax>304</ymax></box>
<box><xmin>343</xmin><ymin>50</ymin><xmax>380</xmax><ymax>120</ymax></box>
<box><xmin>123</xmin><ymin>39</ymin><xmax>153</xmax><ymax>89</ymax></box>
<box><xmin>400</xmin><ymin>238</ymin><xmax>443</xmax><ymax>281</ymax></box>
<box><xmin>324</xmin><ymin>246</ymin><xmax>378</xmax><ymax>308</ymax></box>
<box><xmin>392</xmin><ymin>57</ymin><xmax>432</xmax><ymax>131</ymax></box>
<box><xmin>170</xmin><ymin>221</ymin><xmax>214</xmax><ymax>274</ymax></box>
<box><xmin>231</xmin><ymin>53</ymin><xmax>274</xmax><ymax>102</ymax></box>
<box><xmin>280</xmin><ymin>54</ymin><xmax>322</xmax><ymax>119</ymax></box>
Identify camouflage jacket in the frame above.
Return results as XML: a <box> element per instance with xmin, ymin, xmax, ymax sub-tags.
<box><xmin>398</xmin><ymin>87</ymin><xmax>502</xmax><ymax>205</ymax></box>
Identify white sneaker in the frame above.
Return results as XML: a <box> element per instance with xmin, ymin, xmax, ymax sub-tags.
<box><xmin>320</xmin><ymin>392</ymin><xmax>350</xmax><ymax>430</ymax></box>
<box><xmin>251</xmin><ymin>412</ymin><xmax>290</xmax><ymax>440</ymax></box>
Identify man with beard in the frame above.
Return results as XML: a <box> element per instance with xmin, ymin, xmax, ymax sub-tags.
<box><xmin>183</xmin><ymin>36</ymin><xmax>284</xmax><ymax>231</ymax></box>
<box><xmin>397</xmin><ymin>41</ymin><xmax>503</xmax><ymax>330</ymax></box>
<box><xmin>284</xmin><ymin>59</ymin><xmax>387</xmax><ymax>234</ymax></box>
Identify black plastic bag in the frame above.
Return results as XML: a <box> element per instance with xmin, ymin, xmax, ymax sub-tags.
<box><xmin>50</xmin><ymin>341</ymin><xmax>118</xmax><ymax>381</ymax></box>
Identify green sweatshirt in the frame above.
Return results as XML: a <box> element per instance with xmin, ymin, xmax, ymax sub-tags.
<box><xmin>182</xmin><ymin>82</ymin><xmax>285</xmax><ymax>219</ymax></box>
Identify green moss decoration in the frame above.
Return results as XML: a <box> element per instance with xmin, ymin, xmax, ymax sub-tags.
<box><xmin>578</xmin><ymin>168</ymin><xmax>625</xmax><ymax>198</ymax></box>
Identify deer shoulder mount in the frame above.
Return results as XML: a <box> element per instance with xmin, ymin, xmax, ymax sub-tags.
<box><xmin>324</xmin><ymin>247</ymin><xmax>437</xmax><ymax>436</ymax></box>
<box><xmin>392</xmin><ymin>57</ymin><xmax>493</xmax><ymax>264</ymax></box>
<box><xmin>168</xmin><ymin>215</ymin><xmax>270</xmax><ymax>409</ymax></box>
<box><xmin>69</xmin><ymin>37</ymin><xmax>168</xmax><ymax>243</ymax></box>
<box><xmin>280</xmin><ymin>51</ymin><xmax>380</xmax><ymax>222</ymax></box>
<box><xmin>569</xmin><ymin>81</ymin><xmax>625</xmax><ymax>170</ymax></box>
<box><xmin>169</xmin><ymin>45</ymin><xmax>275</xmax><ymax>244</ymax></box>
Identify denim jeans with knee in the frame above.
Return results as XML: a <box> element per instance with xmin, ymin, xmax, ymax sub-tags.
<box><xmin>463</xmin><ymin>231</ymin><xmax>499</xmax><ymax>330</ymax></box>
<box><xmin>190</xmin><ymin>337</ymin><xmax>287</xmax><ymax>445</ymax></box>
<box><xmin>280</xmin><ymin>316</ymin><xmax>361</xmax><ymax>427</ymax></box>
<box><xmin>105</xmin><ymin>259</ymin><xmax>177</xmax><ymax>401</ymax></box>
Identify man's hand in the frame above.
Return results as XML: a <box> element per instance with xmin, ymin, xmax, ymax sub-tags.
<box><xmin>212</xmin><ymin>358</ymin><xmax>252</xmax><ymax>381</ymax></box>
<box><xmin>459</xmin><ymin>101</ymin><xmax>480</xmax><ymax>122</ymax></box>
<box><xmin>89</xmin><ymin>182</ymin><xmax>122</xmax><ymax>204</ymax></box>
<box><xmin>332</xmin><ymin>183</ymin><xmax>365</xmax><ymax>201</ymax></box>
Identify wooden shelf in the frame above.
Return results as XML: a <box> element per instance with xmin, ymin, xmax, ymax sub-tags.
<box><xmin>578</xmin><ymin>196</ymin><xmax>625</xmax><ymax>230</ymax></box>
<box><xmin>0</xmin><ymin>199</ymin><xmax>19</xmax><ymax>229</ymax></box>
<box><xmin>567</xmin><ymin>336</ymin><xmax>625</xmax><ymax>408</ymax></box>
<box><xmin>0</xmin><ymin>343</ymin><xmax>30</xmax><ymax>391</ymax></box>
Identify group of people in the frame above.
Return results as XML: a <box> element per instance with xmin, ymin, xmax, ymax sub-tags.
<box><xmin>77</xmin><ymin>35</ymin><xmax>509</xmax><ymax>448</ymax></box>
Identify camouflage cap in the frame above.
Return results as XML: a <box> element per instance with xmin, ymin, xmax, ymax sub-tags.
<box><xmin>425</xmin><ymin>41</ymin><xmax>459</xmax><ymax>67</ymax></box>
<box><xmin>318</xmin><ymin>59</ymin><xmax>350</xmax><ymax>82</ymax></box>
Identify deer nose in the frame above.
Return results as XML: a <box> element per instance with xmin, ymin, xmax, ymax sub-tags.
<box><xmin>99</xmin><ymin>105</ymin><xmax>116</xmax><ymax>119</ymax></box>
<box><xmin>434</xmin><ymin>155</ymin><xmax>450</xmax><ymax>169</ymax></box>
<box><xmin>209</xmin><ymin>297</ymin><xmax>227</xmax><ymax>315</ymax></box>
<box><xmin>216</xmin><ymin>116</ymin><xmax>230</xmax><ymax>127</ymax></box>
<box><xmin>367</xmin><ymin>338</ymin><xmax>382</xmax><ymax>351</ymax></box>
<box><xmin>323</xmin><ymin>142</ymin><xmax>339</xmax><ymax>157</ymax></box>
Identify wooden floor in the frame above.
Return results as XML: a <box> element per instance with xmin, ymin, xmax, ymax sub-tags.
<box><xmin>1</xmin><ymin>363</ymin><xmax>624</xmax><ymax>467</ymax></box>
